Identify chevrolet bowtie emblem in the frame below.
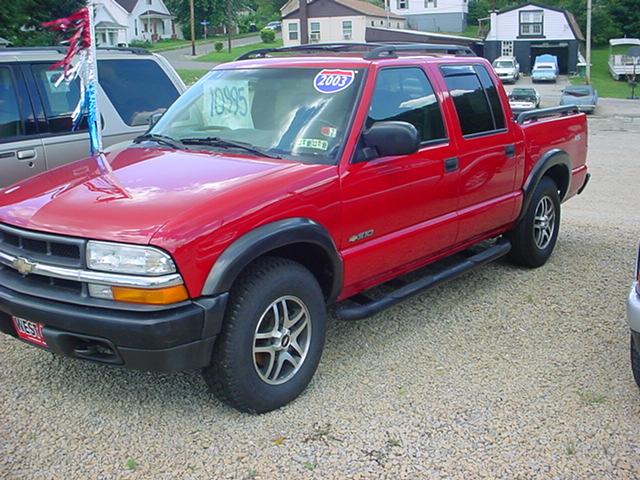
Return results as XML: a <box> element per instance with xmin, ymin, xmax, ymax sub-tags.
<box><xmin>12</xmin><ymin>257</ymin><xmax>36</xmax><ymax>275</ymax></box>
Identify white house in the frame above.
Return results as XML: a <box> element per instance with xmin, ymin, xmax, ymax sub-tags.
<box><xmin>281</xmin><ymin>0</ymin><xmax>406</xmax><ymax>47</ymax></box>
<box><xmin>483</xmin><ymin>2</ymin><xmax>583</xmax><ymax>74</ymax></box>
<box><xmin>93</xmin><ymin>0</ymin><xmax>181</xmax><ymax>47</ymax></box>
<box><xmin>388</xmin><ymin>0</ymin><xmax>468</xmax><ymax>33</ymax></box>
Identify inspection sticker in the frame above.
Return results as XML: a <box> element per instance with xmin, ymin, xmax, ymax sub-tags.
<box><xmin>313</xmin><ymin>69</ymin><xmax>355</xmax><ymax>94</ymax></box>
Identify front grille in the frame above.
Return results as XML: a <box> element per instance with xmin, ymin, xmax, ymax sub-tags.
<box><xmin>0</xmin><ymin>223</ymin><xmax>83</xmax><ymax>268</ymax></box>
<box><xmin>0</xmin><ymin>223</ymin><xmax>86</xmax><ymax>303</ymax></box>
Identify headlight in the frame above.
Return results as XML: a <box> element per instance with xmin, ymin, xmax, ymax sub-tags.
<box><xmin>86</xmin><ymin>241</ymin><xmax>176</xmax><ymax>276</ymax></box>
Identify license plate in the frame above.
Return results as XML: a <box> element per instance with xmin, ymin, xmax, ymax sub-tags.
<box><xmin>12</xmin><ymin>317</ymin><xmax>48</xmax><ymax>348</ymax></box>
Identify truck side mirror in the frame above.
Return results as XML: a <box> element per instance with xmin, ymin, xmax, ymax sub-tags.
<box><xmin>357</xmin><ymin>121</ymin><xmax>420</xmax><ymax>162</ymax></box>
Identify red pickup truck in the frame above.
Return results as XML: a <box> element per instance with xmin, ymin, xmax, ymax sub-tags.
<box><xmin>0</xmin><ymin>44</ymin><xmax>589</xmax><ymax>413</ymax></box>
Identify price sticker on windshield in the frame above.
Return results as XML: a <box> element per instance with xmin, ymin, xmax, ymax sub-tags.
<box><xmin>313</xmin><ymin>69</ymin><xmax>355</xmax><ymax>94</ymax></box>
<box><xmin>203</xmin><ymin>80</ymin><xmax>254</xmax><ymax>129</ymax></box>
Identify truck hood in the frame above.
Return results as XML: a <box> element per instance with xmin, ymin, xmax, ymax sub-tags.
<box><xmin>0</xmin><ymin>147</ymin><xmax>298</xmax><ymax>244</ymax></box>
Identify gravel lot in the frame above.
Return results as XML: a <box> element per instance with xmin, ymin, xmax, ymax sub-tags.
<box><xmin>2</xmin><ymin>99</ymin><xmax>640</xmax><ymax>479</ymax></box>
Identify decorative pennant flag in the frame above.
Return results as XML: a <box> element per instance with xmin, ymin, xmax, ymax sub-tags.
<box><xmin>42</xmin><ymin>7</ymin><xmax>103</xmax><ymax>155</ymax></box>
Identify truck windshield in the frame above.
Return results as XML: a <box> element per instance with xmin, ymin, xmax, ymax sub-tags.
<box><xmin>151</xmin><ymin>67</ymin><xmax>364</xmax><ymax>165</ymax></box>
<box><xmin>493</xmin><ymin>61</ymin><xmax>513</xmax><ymax>68</ymax></box>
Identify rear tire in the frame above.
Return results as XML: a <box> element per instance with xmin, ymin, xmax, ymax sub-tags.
<box><xmin>507</xmin><ymin>176</ymin><xmax>561</xmax><ymax>268</ymax></box>
<box><xmin>631</xmin><ymin>334</ymin><xmax>640</xmax><ymax>390</ymax></box>
<box><xmin>203</xmin><ymin>257</ymin><xmax>327</xmax><ymax>413</ymax></box>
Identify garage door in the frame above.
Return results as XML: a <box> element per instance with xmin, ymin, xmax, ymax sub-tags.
<box><xmin>531</xmin><ymin>45</ymin><xmax>569</xmax><ymax>74</ymax></box>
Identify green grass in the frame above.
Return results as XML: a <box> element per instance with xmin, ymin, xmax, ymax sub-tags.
<box><xmin>570</xmin><ymin>45</ymin><xmax>635</xmax><ymax>99</ymax></box>
<box><xmin>148</xmin><ymin>33</ymin><xmax>259</xmax><ymax>52</ymax></box>
<box><xmin>441</xmin><ymin>24</ymin><xmax>480</xmax><ymax>38</ymax></box>
<box><xmin>176</xmin><ymin>69</ymin><xmax>210</xmax><ymax>85</ymax></box>
<box><xmin>197</xmin><ymin>39</ymin><xmax>283</xmax><ymax>63</ymax></box>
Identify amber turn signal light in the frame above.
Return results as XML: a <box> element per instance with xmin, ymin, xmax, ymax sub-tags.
<box><xmin>111</xmin><ymin>284</ymin><xmax>189</xmax><ymax>305</ymax></box>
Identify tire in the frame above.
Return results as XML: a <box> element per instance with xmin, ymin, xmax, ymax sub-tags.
<box><xmin>203</xmin><ymin>256</ymin><xmax>327</xmax><ymax>413</ymax></box>
<box><xmin>507</xmin><ymin>176</ymin><xmax>561</xmax><ymax>268</ymax></box>
<box><xmin>631</xmin><ymin>334</ymin><xmax>640</xmax><ymax>390</ymax></box>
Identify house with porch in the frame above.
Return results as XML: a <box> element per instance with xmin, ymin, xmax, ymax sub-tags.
<box><xmin>483</xmin><ymin>2</ymin><xmax>584</xmax><ymax>74</ymax></box>
<box><xmin>93</xmin><ymin>0</ymin><xmax>181</xmax><ymax>47</ymax></box>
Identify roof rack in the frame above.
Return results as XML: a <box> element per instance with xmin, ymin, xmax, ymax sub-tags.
<box><xmin>236</xmin><ymin>42</ymin><xmax>476</xmax><ymax>61</ymax></box>
<box><xmin>0</xmin><ymin>46</ymin><xmax>151</xmax><ymax>55</ymax></box>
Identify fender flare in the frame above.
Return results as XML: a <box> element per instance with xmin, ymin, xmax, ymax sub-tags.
<box><xmin>201</xmin><ymin>218</ymin><xmax>343</xmax><ymax>303</ymax></box>
<box><xmin>518</xmin><ymin>148</ymin><xmax>571</xmax><ymax>223</ymax></box>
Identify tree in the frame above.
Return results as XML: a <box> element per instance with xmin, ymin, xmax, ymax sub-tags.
<box><xmin>609</xmin><ymin>0</ymin><xmax>640</xmax><ymax>39</ymax></box>
<box><xmin>1</xmin><ymin>0</ymin><xmax>86</xmax><ymax>46</ymax></box>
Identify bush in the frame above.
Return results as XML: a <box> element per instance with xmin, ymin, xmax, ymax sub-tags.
<box><xmin>260</xmin><ymin>28</ymin><xmax>276</xmax><ymax>44</ymax></box>
<box><xmin>214</xmin><ymin>41</ymin><xmax>223</xmax><ymax>52</ymax></box>
<box><xmin>130</xmin><ymin>39</ymin><xmax>152</xmax><ymax>49</ymax></box>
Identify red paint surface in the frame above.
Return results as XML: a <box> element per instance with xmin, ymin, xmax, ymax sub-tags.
<box><xmin>0</xmin><ymin>55</ymin><xmax>588</xmax><ymax>300</ymax></box>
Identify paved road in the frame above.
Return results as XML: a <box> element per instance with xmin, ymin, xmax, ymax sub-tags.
<box><xmin>159</xmin><ymin>34</ymin><xmax>262</xmax><ymax>70</ymax></box>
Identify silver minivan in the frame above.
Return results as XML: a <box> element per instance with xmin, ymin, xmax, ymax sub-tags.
<box><xmin>0</xmin><ymin>47</ymin><xmax>186</xmax><ymax>187</ymax></box>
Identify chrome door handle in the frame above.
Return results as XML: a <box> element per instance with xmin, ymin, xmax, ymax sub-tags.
<box><xmin>17</xmin><ymin>149</ymin><xmax>36</xmax><ymax>160</ymax></box>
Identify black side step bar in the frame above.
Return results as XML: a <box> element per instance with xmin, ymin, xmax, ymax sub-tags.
<box><xmin>334</xmin><ymin>240</ymin><xmax>512</xmax><ymax>321</ymax></box>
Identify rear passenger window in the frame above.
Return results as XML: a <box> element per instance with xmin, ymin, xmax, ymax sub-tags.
<box><xmin>367</xmin><ymin>67</ymin><xmax>446</xmax><ymax>144</ymax></box>
<box><xmin>441</xmin><ymin>65</ymin><xmax>506</xmax><ymax>136</ymax></box>
<box><xmin>31</xmin><ymin>64</ymin><xmax>88</xmax><ymax>134</ymax></box>
<box><xmin>0</xmin><ymin>67</ymin><xmax>23</xmax><ymax>139</ymax></box>
<box><xmin>98</xmin><ymin>59</ymin><xmax>179</xmax><ymax>126</ymax></box>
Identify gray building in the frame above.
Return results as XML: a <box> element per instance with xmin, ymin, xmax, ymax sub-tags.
<box><xmin>483</xmin><ymin>3</ymin><xmax>584</xmax><ymax>74</ymax></box>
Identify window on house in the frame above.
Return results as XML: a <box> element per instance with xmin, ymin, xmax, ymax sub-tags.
<box><xmin>501</xmin><ymin>41</ymin><xmax>514</xmax><ymax>57</ymax></box>
<box><xmin>342</xmin><ymin>20</ymin><xmax>352</xmax><ymax>38</ymax></box>
<box><xmin>440</xmin><ymin>65</ymin><xmax>505</xmax><ymax>136</ymax></box>
<box><xmin>367</xmin><ymin>67</ymin><xmax>447</xmax><ymax>144</ymax></box>
<box><xmin>134</xmin><ymin>19</ymin><xmax>138</xmax><ymax>36</ymax></box>
<box><xmin>371</xmin><ymin>20</ymin><xmax>374</xmax><ymax>26</ymax></box>
<box><xmin>146</xmin><ymin>0</ymin><xmax>152</xmax><ymax>4</ymax></box>
<box><xmin>380</xmin><ymin>20</ymin><xmax>383</xmax><ymax>25</ymax></box>
<box><xmin>288</xmin><ymin>22</ymin><xmax>299</xmax><ymax>41</ymax></box>
<box><xmin>519</xmin><ymin>10</ymin><xmax>543</xmax><ymax>36</ymax></box>
<box><xmin>424</xmin><ymin>0</ymin><xmax>437</xmax><ymax>7</ymax></box>
<box><xmin>397</xmin><ymin>22</ymin><xmax>401</xmax><ymax>28</ymax></box>
<box><xmin>310</xmin><ymin>22</ymin><xmax>320</xmax><ymax>42</ymax></box>
<box><xmin>397</xmin><ymin>0</ymin><xmax>407</xmax><ymax>9</ymax></box>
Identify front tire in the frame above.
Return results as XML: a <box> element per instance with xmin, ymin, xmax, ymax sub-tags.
<box><xmin>507</xmin><ymin>176</ymin><xmax>561</xmax><ymax>268</ymax></box>
<box><xmin>203</xmin><ymin>257</ymin><xmax>327</xmax><ymax>413</ymax></box>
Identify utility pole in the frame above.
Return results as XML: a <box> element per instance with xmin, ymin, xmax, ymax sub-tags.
<box><xmin>226</xmin><ymin>0</ymin><xmax>233</xmax><ymax>53</ymax></box>
<box><xmin>586</xmin><ymin>0</ymin><xmax>592</xmax><ymax>84</ymax></box>
<box><xmin>189</xmin><ymin>0</ymin><xmax>196</xmax><ymax>56</ymax></box>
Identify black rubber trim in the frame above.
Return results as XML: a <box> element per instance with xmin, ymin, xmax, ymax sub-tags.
<box><xmin>334</xmin><ymin>240</ymin><xmax>511</xmax><ymax>321</ymax></box>
<box><xmin>0</xmin><ymin>283</ymin><xmax>227</xmax><ymax>350</ymax></box>
<box><xmin>518</xmin><ymin>149</ymin><xmax>571</xmax><ymax>224</ymax></box>
<box><xmin>577</xmin><ymin>172</ymin><xmax>591</xmax><ymax>195</ymax></box>
<box><xmin>202</xmin><ymin>218</ymin><xmax>343</xmax><ymax>303</ymax></box>
<box><xmin>632</xmin><ymin>330</ymin><xmax>640</xmax><ymax>355</ymax></box>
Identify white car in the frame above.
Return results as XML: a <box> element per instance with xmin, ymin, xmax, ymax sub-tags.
<box><xmin>508</xmin><ymin>87</ymin><xmax>541</xmax><ymax>115</ymax></box>
<box><xmin>492</xmin><ymin>56</ymin><xmax>520</xmax><ymax>83</ymax></box>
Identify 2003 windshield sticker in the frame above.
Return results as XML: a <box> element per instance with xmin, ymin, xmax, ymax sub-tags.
<box><xmin>313</xmin><ymin>69</ymin><xmax>355</xmax><ymax>94</ymax></box>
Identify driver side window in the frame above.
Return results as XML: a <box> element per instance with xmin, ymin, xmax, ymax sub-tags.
<box><xmin>367</xmin><ymin>67</ymin><xmax>447</xmax><ymax>144</ymax></box>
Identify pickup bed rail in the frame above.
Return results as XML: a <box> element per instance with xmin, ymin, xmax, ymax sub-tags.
<box><xmin>516</xmin><ymin>105</ymin><xmax>580</xmax><ymax>124</ymax></box>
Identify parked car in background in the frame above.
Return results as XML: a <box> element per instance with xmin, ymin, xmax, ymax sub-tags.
<box><xmin>560</xmin><ymin>84</ymin><xmax>598</xmax><ymax>113</ymax></box>
<box><xmin>532</xmin><ymin>54</ymin><xmax>559</xmax><ymax>83</ymax></box>
<box><xmin>0</xmin><ymin>47</ymin><xmax>186</xmax><ymax>187</ymax></box>
<box><xmin>492</xmin><ymin>56</ymin><xmax>520</xmax><ymax>83</ymax></box>
<box><xmin>628</xmin><ymin>245</ymin><xmax>640</xmax><ymax>392</ymax></box>
<box><xmin>264</xmin><ymin>21</ymin><xmax>282</xmax><ymax>31</ymax></box>
<box><xmin>508</xmin><ymin>87</ymin><xmax>541</xmax><ymax>114</ymax></box>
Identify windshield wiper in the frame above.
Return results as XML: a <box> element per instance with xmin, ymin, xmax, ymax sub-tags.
<box><xmin>133</xmin><ymin>133</ymin><xmax>184</xmax><ymax>149</ymax></box>
<box><xmin>180</xmin><ymin>137</ymin><xmax>281</xmax><ymax>159</ymax></box>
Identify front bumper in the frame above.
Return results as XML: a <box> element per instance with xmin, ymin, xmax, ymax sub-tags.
<box><xmin>0</xmin><ymin>283</ymin><xmax>228</xmax><ymax>372</ymax></box>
